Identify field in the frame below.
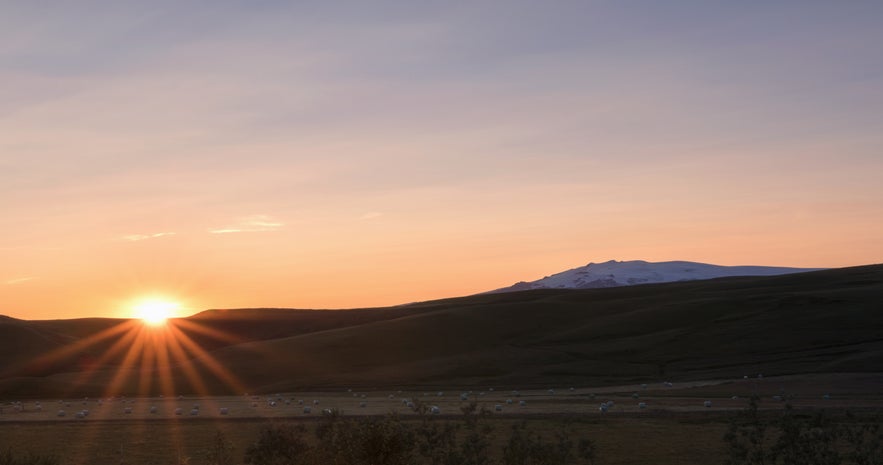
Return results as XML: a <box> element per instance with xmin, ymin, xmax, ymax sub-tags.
<box><xmin>2</xmin><ymin>373</ymin><xmax>882</xmax><ymax>465</ymax></box>
<box><xmin>0</xmin><ymin>415</ymin><xmax>732</xmax><ymax>465</ymax></box>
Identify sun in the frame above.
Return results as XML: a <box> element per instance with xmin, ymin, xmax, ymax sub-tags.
<box><xmin>132</xmin><ymin>299</ymin><xmax>180</xmax><ymax>327</ymax></box>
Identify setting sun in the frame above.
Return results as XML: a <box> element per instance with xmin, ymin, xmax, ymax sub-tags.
<box><xmin>132</xmin><ymin>299</ymin><xmax>180</xmax><ymax>326</ymax></box>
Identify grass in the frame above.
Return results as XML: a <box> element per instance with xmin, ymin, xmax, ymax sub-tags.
<box><xmin>0</xmin><ymin>414</ymin><xmax>731</xmax><ymax>465</ymax></box>
<box><xmin>1</xmin><ymin>390</ymin><xmax>880</xmax><ymax>464</ymax></box>
<box><xmin>4</xmin><ymin>408</ymin><xmax>877</xmax><ymax>465</ymax></box>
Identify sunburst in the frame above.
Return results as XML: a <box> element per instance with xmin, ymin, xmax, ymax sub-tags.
<box><xmin>26</xmin><ymin>301</ymin><xmax>250</xmax><ymax>399</ymax></box>
<box><xmin>131</xmin><ymin>298</ymin><xmax>180</xmax><ymax>327</ymax></box>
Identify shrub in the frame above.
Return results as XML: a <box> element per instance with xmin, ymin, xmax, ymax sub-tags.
<box><xmin>771</xmin><ymin>407</ymin><xmax>840</xmax><ymax>465</ymax></box>
<box><xmin>723</xmin><ymin>399</ymin><xmax>883</xmax><ymax>465</ymax></box>
<box><xmin>205</xmin><ymin>431</ymin><xmax>235</xmax><ymax>465</ymax></box>
<box><xmin>314</xmin><ymin>412</ymin><xmax>414</xmax><ymax>465</ymax></box>
<box><xmin>242</xmin><ymin>400</ymin><xmax>600</xmax><ymax>465</ymax></box>
<box><xmin>0</xmin><ymin>448</ymin><xmax>59</xmax><ymax>465</ymax></box>
<box><xmin>459</xmin><ymin>402</ymin><xmax>494</xmax><ymax>465</ymax></box>
<box><xmin>503</xmin><ymin>421</ymin><xmax>595</xmax><ymax>465</ymax></box>
<box><xmin>414</xmin><ymin>406</ymin><xmax>462</xmax><ymax>465</ymax></box>
<box><xmin>244</xmin><ymin>423</ymin><xmax>310</xmax><ymax>465</ymax></box>
<box><xmin>842</xmin><ymin>413</ymin><xmax>883</xmax><ymax>465</ymax></box>
<box><xmin>723</xmin><ymin>396</ymin><xmax>770</xmax><ymax>465</ymax></box>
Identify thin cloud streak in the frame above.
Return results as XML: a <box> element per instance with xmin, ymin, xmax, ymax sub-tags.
<box><xmin>209</xmin><ymin>215</ymin><xmax>283</xmax><ymax>234</ymax></box>
<box><xmin>360</xmin><ymin>212</ymin><xmax>383</xmax><ymax>220</ymax></box>
<box><xmin>121</xmin><ymin>232</ymin><xmax>176</xmax><ymax>242</ymax></box>
<box><xmin>5</xmin><ymin>277</ymin><xmax>36</xmax><ymax>285</ymax></box>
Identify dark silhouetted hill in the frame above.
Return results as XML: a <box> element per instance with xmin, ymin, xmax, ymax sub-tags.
<box><xmin>1</xmin><ymin>264</ymin><xmax>881</xmax><ymax>397</ymax></box>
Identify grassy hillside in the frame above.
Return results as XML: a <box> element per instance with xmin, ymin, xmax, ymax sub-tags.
<box><xmin>179</xmin><ymin>306</ymin><xmax>426</xmax><ymax>351</ymax></box>
<box><xmin>0</xmin><ymin>316</ymin><xmax>88</xmax><ymax>377</ymax></box>
<box><xmin>185</xmin><ymin>264</ymin><xmax>882</xmax><ymax>392</ymax></box>
<box><xmin>0</xmin><ymin>307</ymin><xmax>422</xmax><ymax>378</ymax></box>
<box><xmin>1</xmin><ymin>264</ymin><xmax>881</xmax><ymax>396</ymax></box>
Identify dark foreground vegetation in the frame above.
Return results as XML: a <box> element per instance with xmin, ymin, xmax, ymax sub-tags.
<box><xmin>1</xmin><ymin>401</ymin><xmax>882</xmax><ymax>465</ymax></box>
<box><xmin>724</xmin><ymin>398</ymin><xmax>883</xmax><ymax>465</ymax></box>
<box><xmin>0</xmin><ymin>449</ymin><xmax>58</xmax><ymax>465</ymax></box>
<box><xmin>239</xmin><ymin>402</ymin><xmax>597</xmax><ymax>465</ymax></box>
<box><xmin>236</xmin><ymin>403</ymin><xmax>883</xmax><ymax>465</ymax></box>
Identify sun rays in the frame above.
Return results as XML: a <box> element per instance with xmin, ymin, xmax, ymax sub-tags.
<box><xmin>14</xmin><ymin>314</ymin><xmax>250</xmax><ymax>465</ymax></box>
<box><xmin>26</xmin><ymin>315</ymin><xmax>250</xmax><ymax>400</ymax></box>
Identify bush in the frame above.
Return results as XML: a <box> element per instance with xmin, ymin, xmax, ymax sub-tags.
<box><xmin>0</xmin><ymin>449</ymin><xmax>59</xmax><ymax>465</ymax></box>
<box><xmin>503</xmin><ymin>422</ymin><xmax>596</xmax><ymax>465</ymax></box>
<box><xmin>205</xmin><ymin>431</ymin><xmax>235</xmax><ymax>465</ymax></box>
<box><xmin>723</xmin><ymin>396</ymin><xmax>770</xmax><ymax>465</ymax></box>
<box><xmin>244</xmin><ymin>424</ymin><xmax>310</xmax><ymax>465</ymax></box>
<box><xmin>414</xmin><ymin>405</ymin><xmax>462</xmax><ymax>465</ymax></box>
<box><xmin>458</xmin><ymin>402</ymin><xmax>494</xmax><ymax>465</ymax></box>
<box><xmin>842</xmin><ymin>413</ymin><xmax>883</xmax><ymax>465</ymax></box>
<box><xmin>243</xmin><ymin>401</ymin><xmax>599</xmax><ymax>465</ymax></box>
<box><xmin>771</xmin><ymin>407</ymin><xmax>840</xmax><ymax>465</ymax></box>
<box><xmin>314</xmin><ymin>411</ymin><xmax>414</xmax><ymax>465</ymax></box>
<box><xmin>724</xmin><ymin>399</ymin><xmax>883</xmax><ymax>465</ymax></box>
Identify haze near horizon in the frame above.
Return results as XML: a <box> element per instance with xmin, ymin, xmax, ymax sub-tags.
<box><xmin>2</xmin><ymin>1</ymin><xmax>882</xmax><ymax>320</ymax></box>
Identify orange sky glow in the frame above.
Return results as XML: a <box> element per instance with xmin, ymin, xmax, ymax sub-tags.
<box><xmin>2</xmin><ymin>2</ymin><xmax>882</xmax><ymax>320</ymax></box>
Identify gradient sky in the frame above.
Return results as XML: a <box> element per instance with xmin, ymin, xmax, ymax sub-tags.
<box><xmin>2</xmin><ymin>1</ymin><xmax>882</xmax><ymax>320</ymax></box>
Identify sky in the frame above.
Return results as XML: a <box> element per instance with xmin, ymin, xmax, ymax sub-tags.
<box><xmin>2</xmin><ymin>1</ymin><xmax>882</xmax><ymax>320</ymax></box>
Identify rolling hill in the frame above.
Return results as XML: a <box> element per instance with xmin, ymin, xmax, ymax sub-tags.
<box><xmin>1</xmin><ymin>264</ymin><xmax>881</xmax><ymax>397</ymax></box>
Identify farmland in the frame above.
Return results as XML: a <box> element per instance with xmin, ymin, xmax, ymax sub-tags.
<box><xmin>2</xmin><ymin>373</ymin><xmax>882</xmax><ymax>465</ymax></box>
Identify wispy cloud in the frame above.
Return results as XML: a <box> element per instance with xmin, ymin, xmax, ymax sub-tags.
<box><xmin>360</xmin><ymin>211</ymin><xmax>383</xmax><ymax>220</ymax></box>
<box><xmin>209</xmin><ymin>215</ymin><xmax>283</xmax><ymax>234</ymax></box>
<box><xmin>5</xmin><ymin>277</ymin><xmax>36</xmax><ymax>285</ymax></box>
<box><xmin>121</xmin><ymin>232</ymin><xmax>176</xmax><ymax>242</ymax></box>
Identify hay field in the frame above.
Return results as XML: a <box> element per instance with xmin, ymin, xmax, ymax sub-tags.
<box><xmin>2</xmin><ymin>373</ymin><xmax>881</xmax><ymax>465</ymax></box>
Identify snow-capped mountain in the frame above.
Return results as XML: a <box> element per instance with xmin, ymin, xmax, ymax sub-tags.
<box><xmin>489</xmin><ymin>260</ymin><xmax>824</xmax><ymax>293</ymax></box>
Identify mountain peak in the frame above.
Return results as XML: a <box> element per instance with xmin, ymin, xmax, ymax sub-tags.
<box><xmin>489</xmin><ymin>260</ymin><xmax>824</xmax><ymax>293</ymax></box>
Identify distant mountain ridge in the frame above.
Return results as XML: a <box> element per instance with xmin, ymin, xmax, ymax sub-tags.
<box><xmin>489</xmin><ymin>259</ymin><xmax>825</xmax><ymax>293</ymax></box>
